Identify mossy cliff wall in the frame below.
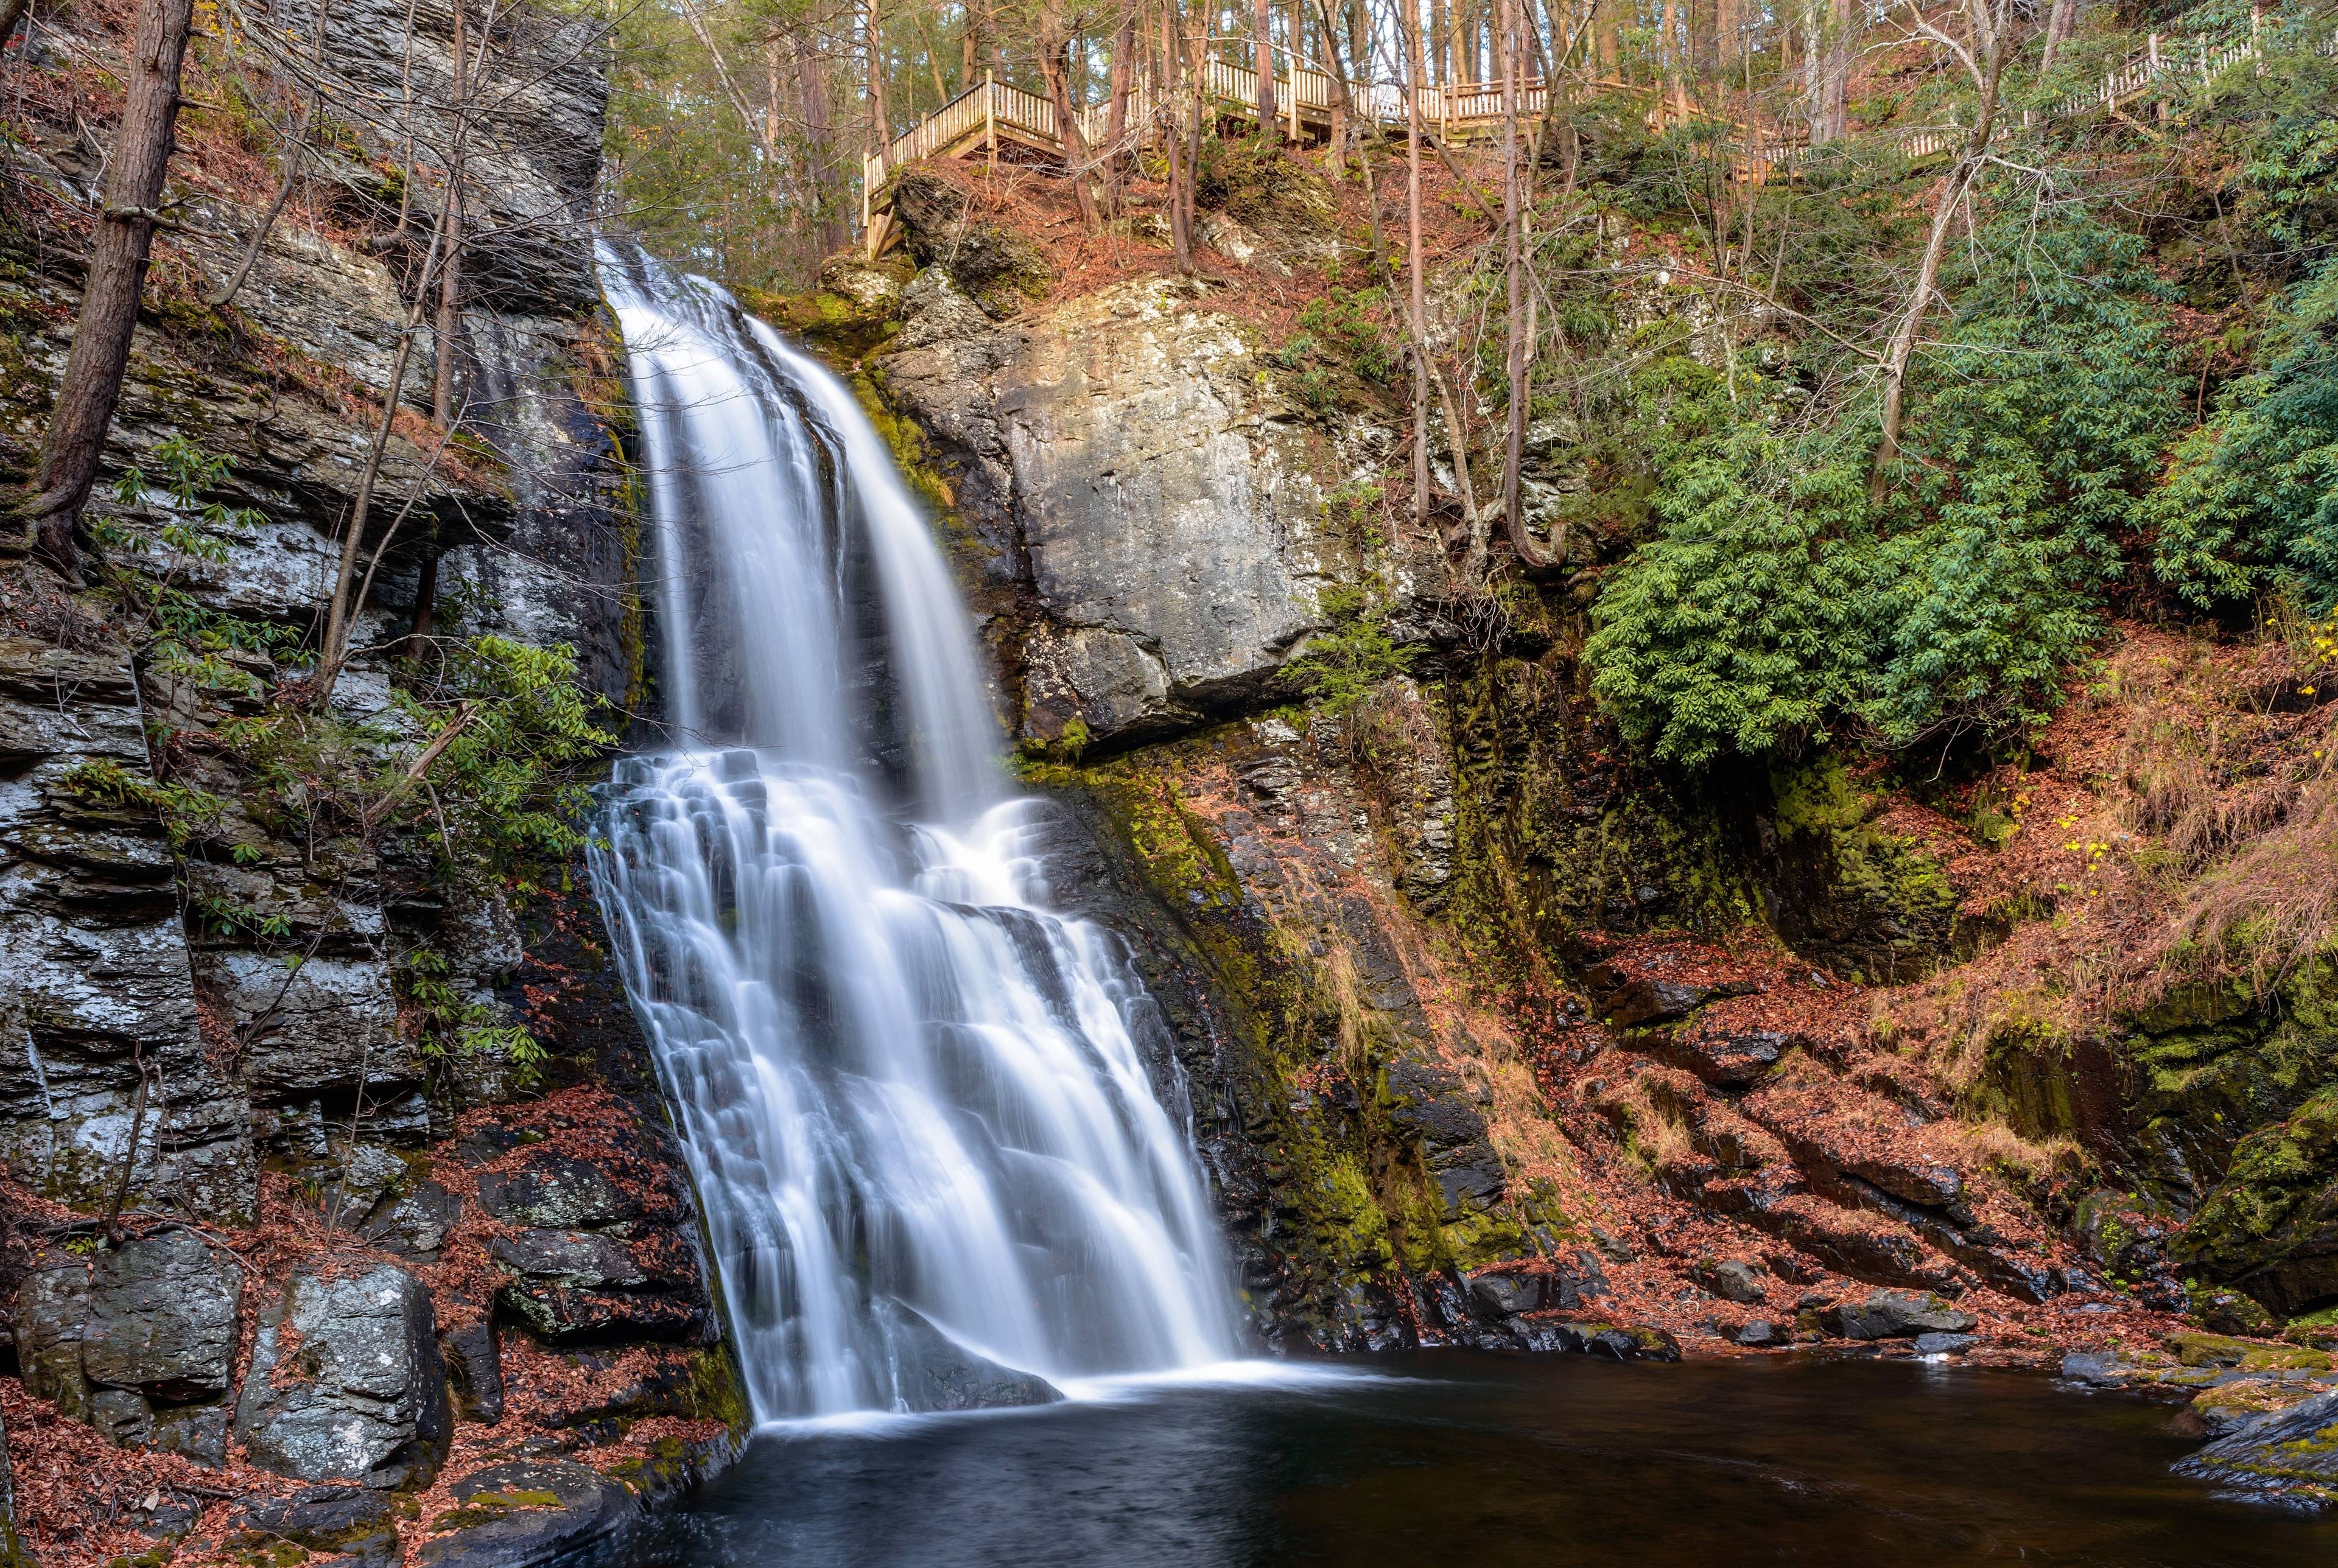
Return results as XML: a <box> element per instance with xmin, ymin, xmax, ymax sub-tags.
<box><xmin>817</xmin><ymin>183</ymin><xmax>2338</xmax><ymax>1352</ymax></box>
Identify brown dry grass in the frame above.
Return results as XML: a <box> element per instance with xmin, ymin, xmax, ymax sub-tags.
<box><xmin>1878</xmin><ymin>620</ymin><xmax>2336</xmax><ymax>1095</ymax></box>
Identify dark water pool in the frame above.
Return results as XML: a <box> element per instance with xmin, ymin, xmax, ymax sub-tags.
<box><xmin>602</xmin><ymin>1353</ymin><xmax>2338</xmax><ymax>1567</ymax></box>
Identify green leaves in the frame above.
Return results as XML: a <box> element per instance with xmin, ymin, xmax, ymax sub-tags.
<box><xmin>2149</xmin><ymin>257</ymin><xmax>2338</xmax><ymax>613</ymax></box>
<box><xmin>1585</xmin><ymin>421</ymin><xmax>1868</xmax><ymax>767</ymax></box>
<box><xmin>395</xmin><ymin>634</ymin><xmax>620</xmax><ymax>875</ymax></box>
<box><xmin>1587</xmin><ymin>200</ymin><xmax>2183</xmax><ymax>768</ymax></box>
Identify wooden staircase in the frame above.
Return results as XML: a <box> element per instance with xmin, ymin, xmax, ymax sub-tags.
<box><xmin>860</xmin><ymin>7</ymin><xmax>2337</xmax><ymax>251</ymax></box>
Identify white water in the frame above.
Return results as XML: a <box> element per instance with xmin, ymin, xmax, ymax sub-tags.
<box><xmin>588</xmin><ymin>245</ymin><xmax>1242</xmax><ymax>1421</ymax></box>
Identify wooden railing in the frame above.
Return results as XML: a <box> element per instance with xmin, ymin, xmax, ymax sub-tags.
<box><xmin>863</xmin><ymin>6</ymin><xmax>2338</xmax><ymax>229</ymax></box>
<box><xmin>2045</xmin><ymin>7</ymin><xmax>2338</xmax><ymax>118</ymax></box>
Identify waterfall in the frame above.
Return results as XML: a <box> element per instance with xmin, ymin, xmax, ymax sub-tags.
<box><xmin>587</xmin><ymin>244</ymin><xmax>1243</xmax><ymax>1422</ymax></box>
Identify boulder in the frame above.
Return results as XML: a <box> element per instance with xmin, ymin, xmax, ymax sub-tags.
<box><xmin>236</xmin><ymin>1485</ymin><xmax>398</xmax><ymax>1560</ymax></box>
<box><xmin>1662</xmin><ymin>1025</ymin><xmax>1789</xmax><ymax>1088</ymax></box>
<box><xmin>1731</xmin><ymin>1318</ymin><xmax>1782</xmax><ymax>1347</ymax></box>
<box><xmin>488</xmin><ymin>1224</ymin><xmax>715</xmax><ymax>1346</ymax></box>
<box><xmin>1551</xmin><ymin>1321</ymin><xmax>1683</xmax><ymax>1362</ymax></box>
<box><xmin>1821</xmin><ymin>1288</ymin><xmax>1979</xmax><ymax>1341</ymax></box>
<box><xmin>1699</xmin><ymin>1259</ymin><xmax>1768</xmax><ymax>1305</ymax></box>
<box><xmin>150</xmin><ymin>1401</ymin><xmax>231</xmax><ymax>1468</ymax></box>
<box><xmin>317</xmin><ymin>1142</ymin><xmax>410</xmax><ymax>1225</ymax></box>
<box><xmin>2175</xmin><ymin>1387</ymin><xmax>2338</xmax><ymax>1505</ymax></box>
<box><xmin>882</xmin><ymin>276</ymin><xmax>1341</xmax><ymax>746</ymax></box>
<box><xmin>440</xmin><ymin>1321</ymin><xmax>507</xmax><ymax>1425</ymax></box>
<box><xmin>896</xmin><ymin>268</ymin><xmax>995</xmax><ymax>351</ymax></box>
<box><xmin>1604</xmin><ymin>977</ymin><xmax>1718</xmax><ymax>1027</ymax></box>
<box><xmin>82</xmin><ymin>1229</ymin><xmax>242</xmax><ymax>1400</ymax></box>
<box><xmin>880</xmin><ymin>1303</ymin><xmax>1063</xmax><ymax>1412</ymax></box>
<box><xmin>15</xmin><ymin>1259</ymin><xmax>91</xmax><ymax>1418</ymax></box>
<box><xmin>414</xmin><ymin>1460</ymin><xmax>639</xmax><ymax>1568</ymax></box>
<box><xmin>234</xmin><ymin>1264</ymin><xmax>452</xmax><ymax>1488</ymax></box>
<box><xmin>88</xmin><ymin>1388</ymin><xmax>153</xmax><ymax>1447</ymax></box>
<box><xmin>1467</xmin><ymin>1270</ymin><xmax>1546</xmax><ymax>1318</ymax></box>
<box><xmin>490</xmin><ymin>1229</ymin><xmax>647</xmax><ymax>1290</ymax></box>
<box><xmin>475</xmin><ymin>1154</ymin><xmax>631</xmax><ymax>1231</ymax></box>
<box><xmin>361</xmin><ymin>1179</ymin><xmax>463</xmax><ymax>1258</ymax></box>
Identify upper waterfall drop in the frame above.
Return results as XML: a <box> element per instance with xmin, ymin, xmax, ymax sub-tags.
<box><xmin>587</xmin><ymin>243</ymin><xmax>1243</xmax><ymax>1421</ymax></box>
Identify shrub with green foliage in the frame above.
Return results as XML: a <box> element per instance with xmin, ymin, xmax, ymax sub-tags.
<box><xmin>1585</xmin><ymin>420</ymin><xmax>1869</xmax><ymax>766</ymax></box>
<box><xmin>2149</xmin><ymin>257</ymin><xmax>2338</xmax><ymax>612</ymax></box>
<box><xmin>1587</xmin><ymin>202</ymin><xmax>2182</xmax><ymax>765</ymax></box>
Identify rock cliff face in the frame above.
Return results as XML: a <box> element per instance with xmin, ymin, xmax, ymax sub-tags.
<box><xmin>0</xmin><ymin>7</ymin><xmax>740</xmax><ymax>1564</ymax></box>
<box><xmin>883</xmin><ymin>271</ymin><xmax>1372</xmax><ymax>748</ymax></box>
<box><xmin>825</xmin><ymin>189</ymin><xmax>2211</xmax><ymax>1362</ymax></box>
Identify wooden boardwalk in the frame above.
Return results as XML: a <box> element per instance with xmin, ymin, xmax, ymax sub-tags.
<box><xmin>862</xmin><ymin>9</ymin><xmax>2334</xmax><ymax>246</ymax></box>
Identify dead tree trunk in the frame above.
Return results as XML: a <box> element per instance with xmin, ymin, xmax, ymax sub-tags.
<box><xmin>22</xmin><ymin>0</ymin><xmax>197</xmax><ymax>581</ymax></box>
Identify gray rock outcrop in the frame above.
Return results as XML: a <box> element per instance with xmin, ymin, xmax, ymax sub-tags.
<box><xmin>884</xmin><ymin>275</ymin><xmax>1349</xmax><ymax>747</ymax></box>
<box><xmin>81</xmin><ymin>1229</ymin><xmax>243</xmax><ymax>1401</ymax></box>
<box><xmin>2176</xmin><ymin>1387</ymin><xmax>2338</xmax><ymax>1505</ymax></box>
<box><xmin>234</xmin><ymin>1265</ymin><xmax>454</xmax><ymax>1488</ymax></box>
<box><xmin>413</xmin><ymin>1460</ymin><xmax>639</xmax><ymax>1568</ymax></box>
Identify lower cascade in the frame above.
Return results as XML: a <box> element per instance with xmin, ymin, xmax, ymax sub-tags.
<box><xmin>588</xmin><ymin>243</ymin><xmax>1242</xmax><ymax>1421</ymax></box>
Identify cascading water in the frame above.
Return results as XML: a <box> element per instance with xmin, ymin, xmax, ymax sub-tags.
<box><xmin>587</xmin><ymin>243</ymin><xmax>1243</xmax><ymax>1421</ymax></box>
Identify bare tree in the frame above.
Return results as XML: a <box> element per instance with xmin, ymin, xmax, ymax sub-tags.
<box><xmin>432</xmin><ymin>0</ymin><xmax>469</xmax><ymax>429</ymax></box>
<box><xmin>1036</xmin><ymin>0</ymin><xmax>1100</xmax><ymax>230</ymax></box>
<box><xmin>21</xmin><ymin>0</ymin><xmax>198</xmax><ymax>581</ymax></box>
<box><xmin>1870</xmin><ymin>0</ymin><xmax>2011</xmax><ymax>502</ymax></box>
<box><xmin>1499</xmin><ymin>0</ymin><xmax>1554</xmax><ymax>569</ymax></box>
<box><xmin>209</xmin><ymin>0</ymin><xmax>332</xmax><ymax>310</ymax></box>
<box><xmin>1252</xmin><ymin>0</ymin><xmax>1276</xmax><ymax>133</ymax></box>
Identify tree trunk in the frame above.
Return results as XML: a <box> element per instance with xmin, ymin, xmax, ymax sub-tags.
<box><xmin>2040</xmin><ymin>0</ymin><xmax>2076</xmax><ymax>71</ymax></box>
<box><xmin>798</xmin><ymin>37</ymin><xmax>848</xmax><ymax>254</ymax></box>
<box><xmin>22</xmin><ymin>0</ymin><xmax>197</xmax><ymax>581</ymax></box>
<box><xmin>1165</xmin><ymin>0</ymin><xmax>1193</xmax><ymax>269</ymax></box>
<box><xmin>866</xmin><ymin>0</ymin><xmax>890</xmax><ymax>159</ymax></box>
<box><xmin>1105</xmin><ymin>2</ymin><xmax>1136</xmax><ymax>214</ymax></box>
<box><xmin>1808</xmin><ymin>0</ymin><xmax>1850</xmax><ymax>142</ymax></box>
<box><xmin>1253</xmin><ymin>0</ymin><xmax>1276</xmax><ymax>133</ymax></box>
<box><xmin>1405</xmin><ymin>4</ymin><xmax>1432</xmax><ymax>533</ymax></box>
<box><xmin>1040</xmin><ymin>18</ymin><xmax>1100</xmax><ymax>231</ymax></box>
<box><xmin>431</xmin><ymin>0</ymin><xmax>466</xmax><ymax>431</ymax></box>
<box><xmin>1500</xmin><ymin>0</ymin><xmax>1551</xmax><ymax>570</ymax></box>
<box><xmin>1870</xmin><ymin>1</ymin><xmax>2006</xmax><ymax>502</ymax></box>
